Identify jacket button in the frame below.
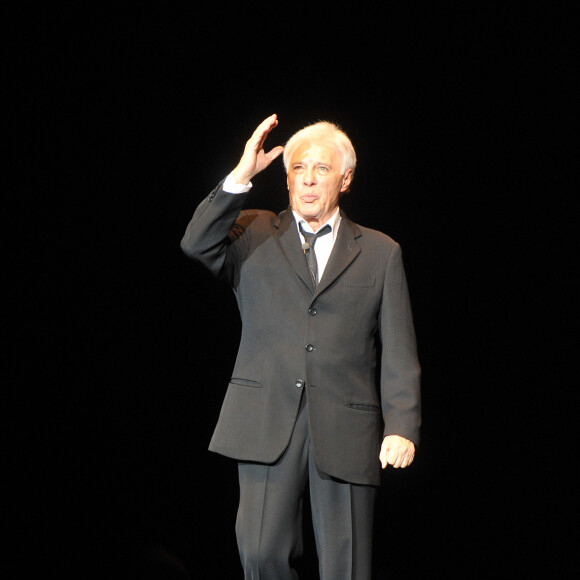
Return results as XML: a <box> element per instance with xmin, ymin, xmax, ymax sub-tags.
<box><xmin>295</xmin><ymin>380</ymin><xmax>304</xmax><ymax>388</ymax></box>
<box><xmin>308</xmin><ymin>307</ymin><xmax>317</xmax><ymax>316</ymax></box>
<box><xmin>305</xmin><ymin>344</ymin><xmax>314</xmax><ymax>352</ymax></box>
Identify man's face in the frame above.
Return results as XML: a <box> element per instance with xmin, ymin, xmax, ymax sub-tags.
<box><xmin>287</xmin><ymin>141</ymin><xmax>352</xmax><ymax>230</ymax></box>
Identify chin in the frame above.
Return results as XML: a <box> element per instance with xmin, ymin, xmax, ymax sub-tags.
<box><xmin>298</xmin><ymin>205</ymin><xmax>321</xmax><ymax>217</ymax></box>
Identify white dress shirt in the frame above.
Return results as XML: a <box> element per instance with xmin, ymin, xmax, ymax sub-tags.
<box><xmin>291</xmin><ymin>209</ymin><xmax>341</xmax><ymax>280</ymax></box>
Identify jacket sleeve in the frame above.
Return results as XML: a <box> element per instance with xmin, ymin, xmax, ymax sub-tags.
<box><xmin>379</xmin><ymin>242</ymin><xmax>422</xmax><ymax>446</ymax></box>
<box><xmin>180</xmin><ymin>179</ymin><xmax>250</xmax><ymax>283</ymax></box>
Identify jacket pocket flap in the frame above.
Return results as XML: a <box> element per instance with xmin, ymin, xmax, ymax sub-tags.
<box><xmin>343</xmin><ymin>276</ymin><xmax>376</xmax><ymax>287</ymax></box>
<box><xmin>230</xmin><ymin>377</ymin><xmax>263</xmax><ymax>388</ymax></box>
<box><xmin>345</xmin><ymin>402</ymin><xmax>381</xmax><ymax>412</ymax></box>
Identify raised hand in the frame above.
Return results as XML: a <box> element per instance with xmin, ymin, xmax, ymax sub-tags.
<box><xmin>232</xmin><ymin>114</ymin><xmax>285</xmax><ymax>185</ymax></box>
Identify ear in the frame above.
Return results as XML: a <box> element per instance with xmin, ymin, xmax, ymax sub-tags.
<box><xmin>340</xmin><ymin>169</ymin><xmax>353</xmax><ymax>193</ymax></box>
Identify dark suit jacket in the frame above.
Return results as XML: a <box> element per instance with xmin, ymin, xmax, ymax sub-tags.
<box><xmin>181</xmin><ymin>179</ymin><xmax>421</xmax><ymax>485</ymax></box>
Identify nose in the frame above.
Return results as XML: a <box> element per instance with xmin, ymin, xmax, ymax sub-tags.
<box><xmin>304</xmin><ymin>167</ymin><xmax>317</xmax><ymax>186</ymax></box>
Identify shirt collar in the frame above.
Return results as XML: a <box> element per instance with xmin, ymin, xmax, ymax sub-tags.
<box><xmin>292</xmin><ymin>207</ymin><xmax>342</xmax><ymax>239</ymax></box>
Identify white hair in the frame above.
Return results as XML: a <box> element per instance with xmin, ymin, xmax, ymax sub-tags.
<box><xmin>283</xmin><ymin>121</ymin><xmax>357</xmax><ymax>177</ymax></box>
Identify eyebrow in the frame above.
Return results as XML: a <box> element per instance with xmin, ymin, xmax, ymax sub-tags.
<box><xmin>292</xmin><ymin>160</ymin><xmax>332</xmax><ymax>167</ymax></box>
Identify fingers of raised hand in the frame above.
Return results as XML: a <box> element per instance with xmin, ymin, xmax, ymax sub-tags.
<box><xmin>234</xmin><ymin>115</ymin><xmax>283</xmax><ymax>184</ymax></box>
<box><xmin>249</xmin><ymin>114</ymin><xmax>279</xmax><ymax>151</ymax></box>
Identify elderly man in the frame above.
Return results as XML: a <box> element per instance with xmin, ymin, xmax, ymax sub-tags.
<box><xmin>181</xmin><ymin>114</ymin><xmax>421</xmax><ymax>579</ymax></box>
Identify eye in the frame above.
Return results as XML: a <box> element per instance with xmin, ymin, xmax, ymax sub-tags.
<box><xmin>317</xmin><ymin>165</ymin><xmax>330</xmax><ymax>174</ymax></box>
<box><xmin>292</xmin><ymin>164</ymin><xmax>305</xmax><ymax>173</ymax></box>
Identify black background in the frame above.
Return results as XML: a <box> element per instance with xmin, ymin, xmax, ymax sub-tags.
<box><xmin>10</xmin><ymin>4</ymin><xmax>576</xmax><ymax>578</ymax></box>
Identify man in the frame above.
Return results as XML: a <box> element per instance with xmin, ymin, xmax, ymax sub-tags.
<box><xmin>181</xmin><ymin>114</ymin><xmax>421</xmax><ymax>579</ymax></box>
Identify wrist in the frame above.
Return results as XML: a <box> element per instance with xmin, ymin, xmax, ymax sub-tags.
<box><xmin>224</xmin><ymin>172</ymin><xmax>252</xmax><ymax>194</ymax></box>
<box><xmin>232</xmin><ymin>167</ymin><xmax>253</xmax><ymax>186</ymax></box>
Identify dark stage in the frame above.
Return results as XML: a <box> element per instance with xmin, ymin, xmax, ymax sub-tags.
<box><xmin>10</xmin><ymin>4</ymin><xmax>575</xmax><ymax>578</ymax></box>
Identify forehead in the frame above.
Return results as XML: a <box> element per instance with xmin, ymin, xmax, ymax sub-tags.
<box><xmin>290</xmin><ymin>140</ymin><xmax>342</xmax><ymax>165</ymax></box>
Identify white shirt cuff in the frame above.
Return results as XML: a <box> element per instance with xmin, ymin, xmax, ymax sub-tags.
<box><xmin>223</xmin><ymin>172</ymin><xmax>252</xmax><ymax>194</ymax></box>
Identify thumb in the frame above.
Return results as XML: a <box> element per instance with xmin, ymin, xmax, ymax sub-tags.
<box><xmin>379</xmin><ymin>443</ymin><xmax>388</xmax><ymax>469</ymax></box>
<box><xmin>265</xmin><ymin>145</ymin><xmax>284</xmax><ymax>161</ymax></box>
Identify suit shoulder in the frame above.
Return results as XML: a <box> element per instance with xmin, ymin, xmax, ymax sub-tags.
<box><xmin>355</xmin><ymin>223</ymin><xmax>399</xmax><ymax>249</ymax></box>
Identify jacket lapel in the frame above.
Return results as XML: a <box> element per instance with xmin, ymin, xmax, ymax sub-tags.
<box><xmin>273</xmin><ymin>207</ymin><xmax>362</xmax><ymax>296</ymax></box>
<box><xmin>273</xmin><ymin>208</ymin><xmax>315</xmax><ymax>292</ymax></box>
<box><xmin>316</xmin><ymin>211</ymin><xmax>361</xmax><ymax>295</ymax></box>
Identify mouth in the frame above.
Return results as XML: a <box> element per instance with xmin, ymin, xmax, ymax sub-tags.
<box><xmin>300</xmin><ymin>194</ymin><xmax>318</xmax><ymax>202</ymax></box>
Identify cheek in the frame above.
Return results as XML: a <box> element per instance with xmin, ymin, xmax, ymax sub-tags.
<box><xmin>287</xmin><ymin>174</ymin><xmax>297</xmax><ymax>193</ymax></box>
<box><xmin>287</xmin><ymin>181</ymin><xmax>299</xmax><ymax>206</ymax></box>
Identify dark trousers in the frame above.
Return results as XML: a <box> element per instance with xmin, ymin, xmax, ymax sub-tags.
<box><xmin>236</xmin><ymin>390</ymin><xmax>377</xmax><ymax>579</ymax></box>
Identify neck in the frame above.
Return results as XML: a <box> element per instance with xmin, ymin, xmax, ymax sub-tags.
<box><xmin>292</xmin><ymin>206</ymin><xmax>340</xmax><ymax>233</ymax></box>
<box><xmin>304</xmin><ymin>218</ymin><xmax>323</xmax><ymax>232</ymax></box>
